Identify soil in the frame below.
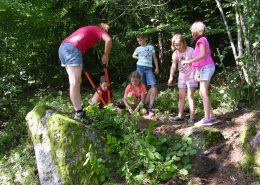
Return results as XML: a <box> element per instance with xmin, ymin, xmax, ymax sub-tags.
<box><xmin>137</xmin><ymin>104</ymin><xmax>260</xmax><ymax>185</ymax></box>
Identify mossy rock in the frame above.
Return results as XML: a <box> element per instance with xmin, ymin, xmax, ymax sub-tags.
<box><xmin>26</xmin><ymin>104</ymin><xmax>104</xmax><ymax>185</ymax></box>
<box><xmin>240</xmin><ymin>121</ymin><xmax>260</xmax><ymax>177</ymax></box>
<box><xmin>189</xmin><ymin>127</ymin><xmax>225</xmax><ymax>150</ymax></box>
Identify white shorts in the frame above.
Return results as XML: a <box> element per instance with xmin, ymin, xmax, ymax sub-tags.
<box><xmin>199</xmin><ymin>65</ymin><xmax>215</xmax><ymax>81</ymax></box>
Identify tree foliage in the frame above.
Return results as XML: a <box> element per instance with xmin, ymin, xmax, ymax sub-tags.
<box><xmin>0</xmin><ymin>0</ymin><xmax>259</xmax><ymax>113</ymax></box>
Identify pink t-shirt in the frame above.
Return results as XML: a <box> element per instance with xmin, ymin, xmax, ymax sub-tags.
<box><xmin>63</xmin><ymin>26</ymin><xmax>106</xmax><ymax>54</ymax></box>
<box><xmin>192</xmin><ymin>37</ymin><xmax>215</xmax><ymax>69</ymax></box>
<box><xmin>172</xmin><ymin>46</ymin><xmax>194</xmax><ymax>73</ymax></box>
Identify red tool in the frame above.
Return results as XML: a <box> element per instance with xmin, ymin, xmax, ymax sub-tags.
<box><xmin>83</xmin><ymin>71</ymin><xmax>107</xmax><ymax>106</ymax></box>
<box><xmin>103</xmin><ymin>64</ymin><xmax>113</xmax><ymax>103</ymax></box>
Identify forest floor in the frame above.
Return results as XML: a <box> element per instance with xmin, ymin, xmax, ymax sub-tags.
<box><xmin>138</xmin><ymin>104</ymin><xmax>260</xmax><ymax>185</ymax></box>
<box><xmin>1</xmin><ymin>86</ymin><xmax>259</xmax><ymax>185</ymax></box>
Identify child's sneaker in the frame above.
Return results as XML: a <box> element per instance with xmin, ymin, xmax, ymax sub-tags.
<box><xmin>148</xmin><ymin>109</ymin><xmax>155</xmax><ymax>117</ymax></box>
<box><xmin>199</xmin><ymin>118</ymin><xmax>218</xmax><ymax>126</ymax></box>
<box><xmin>74</xmin><ymin>111</ymin><xmax>93</xmax><ymax>124</ymax></box>
<box><xmin>188</xmin><ymin>118</ymin><xmax>197</xmax><ymax>125</ymax></box>
<box><xmin>169</xmin><ymin>116</ymin><xmax>184</xmax><ymax>123</ymax></box>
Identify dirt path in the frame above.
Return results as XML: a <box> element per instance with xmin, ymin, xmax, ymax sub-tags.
<box><xmin>138</xmin><ymin>105</ymin><xmax>260</xmax><ymax>185</ymax></box>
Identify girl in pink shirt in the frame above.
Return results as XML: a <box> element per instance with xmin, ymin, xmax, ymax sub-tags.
<box><xmin>168</xmin><ymin>34</ymin><xmax>198</xmax><ymax>124</ymax></box>
<box><xmin>182</xmin><ymin>21</ymin><xmax>216</xmax><ymax>125</ymax></box>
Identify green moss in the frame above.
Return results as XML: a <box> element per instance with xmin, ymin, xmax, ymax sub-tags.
<box><xmin>191</xmin><ymin>127</ymin><xmax>225</xmax><ymax>149</ymax></box>
<box><xmin>26</xmin><ymin>103</ymin><xmax>101</xmax><ymax>184</ymax></box>
<box><xmin>25</xmin><ymin>104</ymin><xmax>50</xmax><ymax>144</ymax></box>
<box><xmin>46</xmin><ymin>113</ymin><xmax>99</xmax><ymax>185</ymax></box>
<box><xmin>240</xmin><ymin>121</ymin><xmax>260</xmax><ymax>177</ymax></box>
<box><xmin>253</xmin><ymin>167</ymin><xmax>260</xmax><ymax>177</ymax></box>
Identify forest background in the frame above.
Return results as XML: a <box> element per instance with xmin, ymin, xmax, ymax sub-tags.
<box><xmin>0</xmin><ymin>0</ymin><xmax>259</xmax><ymax>184</ymax></box>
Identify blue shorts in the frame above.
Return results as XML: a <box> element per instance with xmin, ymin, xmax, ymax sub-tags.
<box><xmin>58</xmin><ymin>42</ymin><xmax>83</xmax><ymax>67</ymax></box>
<box><xmin>137</xmin><ymin>65</ymin><xmax>156</xmax><ymax>86</ymax></box>
<box><xmin>199</xmin><ymin>65</ymin><xmax>215</xmax><ymax>81</ymax></box>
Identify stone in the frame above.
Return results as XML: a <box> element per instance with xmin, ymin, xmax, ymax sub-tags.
<box><xmin>26</xmin><ymin>105</ymin><xmax>102</xmax><ymax>185</ymax></box>
<box><xmin>241</xmin><ymin>121</ymin><xmax>260</xmax><ymax>177</ymax></box>
<box><xmin>190</xmin><ymin>155</ymin><xmax>218</xmax><ymax>177</ymax></box>
<box><xmin>178</xmin><ymin>126</ymin><xmax>225</xmax><ymax>150</ymax></box>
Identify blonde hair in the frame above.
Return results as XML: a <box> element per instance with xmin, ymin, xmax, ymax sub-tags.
<box><xmin>190</xmin><ymin>21</ymin><xmax>206</xmax><ymax>40</ymax></box>
<box><xmin>98</xmin><ymin>23</ymin><xmax>109</xmax><ymax>32</ymax></box>
<box><xmin>171</xmin><ymin>34</ymin><xmax>187</xmax><ymax>51</ymax></box>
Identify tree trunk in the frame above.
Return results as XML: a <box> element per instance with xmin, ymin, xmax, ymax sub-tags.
<box><xmin>235</xmin><ymin>0</ymin><xmax>251</xmax><ymax>84</ymax></box>
<box><xmin>235</xmin><ymin>1</ymin><xmax>243</xmax><ymax>58</ymax></box>
<box><xmin>158</xmin><ymin>31</ymin><xmax>166</xmax><ymax>73</ymax></box>
<box><xmin>214</xmin><ymin>0</ymin><xmax>238</xmax><ymax>59</ymax></box>
<box><xmin>215</xmin><ymin>0</ymin><xmax>252</xmax><ymax>85</ymax></box>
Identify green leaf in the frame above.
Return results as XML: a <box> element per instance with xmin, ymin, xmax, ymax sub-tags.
<box><xmin>172</xmin><ymin>155</ymin><xmax>181</xmax><ymax>161</ymax></box>
<box><xmin>148</xmin><ymin>151</ymin><xmax>155</xmax><ymax>160</ymax></box>
<box><xmin>179</xmin><ymin>169</ymin><xmax>188</xmax><ymax>176</ymax></box>
<box><xmin>177</xmin><ymin>151</ymin><xmax>184</xmax><ymax>157</ymax></box>
<box><xmin>172</xmin><ymin>143</ymin><xmax>182</xmax><ymax>150</ymax></box>
<box><xmin>190</xmin><ymin>149</ymin><xmax>197</xmax><ymax>155</ymax></box>
<box><xmin>133</xmin><ymin>173</ymin><xmax>144</xmax><ymax>182</ymax></box>
<box><xmin>148</xmin><ymin>167</ymin><xmax>155</xmax><ymax>173</ymax></box>
<box><xmin>182</xmin><ymin>156</ymin><xmax>190</xmax><ymax>164</ymax></box>
<box><xmin>184</xmin><ymin>164</ymin><xmax>192</xmax><ymax>169</ymax></box>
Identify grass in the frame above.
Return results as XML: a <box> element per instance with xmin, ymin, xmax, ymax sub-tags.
<box><xmin>0</xmin><ymin>139</ymin><xmax>39</xmax><ymax>185</ymax></box>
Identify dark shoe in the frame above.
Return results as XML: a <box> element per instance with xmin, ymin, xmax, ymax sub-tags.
<box><xmin>169</xmin><ymin>116</ymin><xmax>184</xmax><ymax>122</ymax></box>
<box><xmin>74</xmin><ymin>111</ymin><xmax>93</xmax><ymax>124</ymax></box>
<box><xmin>188</xmin><ymin>118</ymin><xmax>197</xmax><ymax>125</ymax></box>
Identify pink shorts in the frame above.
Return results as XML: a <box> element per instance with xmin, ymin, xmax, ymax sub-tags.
<box><xmin>178</xmin><ymin>71</ymin><xmax>198</xmax><ymax>89</ymax></box>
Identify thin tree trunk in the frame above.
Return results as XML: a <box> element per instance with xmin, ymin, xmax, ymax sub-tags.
<box><xmin>215</xmin><ymin>0</ymin><xmax>238</xmax><ymax>59</ymax></box>
<box><xmin>235</xmin><ymin>1</ymin><xmax>243</xmax><ymax>58</ymax></box>
<box><xmin>235</xmin><ymin>0</ymin><xmax>251</xmax><ymax>84</ymax></box>
<box><xmin>238</xmin><ymin>3</ymin><xmax>250</xmax><ymax>56</ymax></box>
<box><xmin>158</xmin><ymin>31</ymin><xmax>165</xmax><ymax>73</ymax></box>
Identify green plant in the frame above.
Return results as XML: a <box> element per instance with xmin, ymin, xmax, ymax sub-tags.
<box><xmin>0</xmin><ymin>140</ymin><xmax>39</xmax><ymax>185</ymax></box>
<box><xmin>84</xmin><ymin>144</ymin><xmax>109</xmax><ymax>183</ymax></box>
<box><xmin>86</xmin><ymin>109</ymin><xmax>197</xmax><ymax>184</ymax></box>
<box><xmin>0</xmin><ymin>74</ymin><xmax>23</xmax><ymax>118</ymax></box>
<box><xmin>155</xmin><ymin>88</ymin><xmax>179</xmax><ymax>114</ymax></box>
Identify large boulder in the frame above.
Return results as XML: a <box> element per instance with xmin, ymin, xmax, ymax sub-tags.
<box><xmin>175</xmin><ymin>126</ymin><xmax>225</xmax><ymax>150</ymax></box>
<box><xmin>26</xmin><ymin>105</ymin><xmax>103</xmax><ymax>185</ymax></box>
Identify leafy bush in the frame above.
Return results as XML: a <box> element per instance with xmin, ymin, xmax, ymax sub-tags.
<box><xmin>0</xmin><ymin>74</ymin><xmax>23</xmax><ymax>119</ymax></box>
<box><xmin>83</xmin><ymin>105</ymin><xmax>197</xmax><ymax>184</ymax></box>
<box><xmin>154</xmin><ymin>88</ymin><xmax>179</xmax><ymax>114</ymax></box>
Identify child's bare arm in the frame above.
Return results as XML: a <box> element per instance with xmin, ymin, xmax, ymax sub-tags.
<box><xmin>152</xmin><ymin>53</ymin><xmax>159</xmax><ymax>75</ymax></box>
<box><xmin>132</xmin><ymin>52</ymin><xmax>138</xmax><ymax>60</ymax></box>
<box><xmin>168</xmin><ymin>59</ymin><xmax>177</xmax><ymax>86</ymax></box>
<box><xmin>182</xmin><ymin>43</ymin><xmax>205</xmax><ymax>64</ymax></box>
<box><xmin>91</xmin><ymin>90</ymin><xmax>102</xmax><ymax>103</ymax></box>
